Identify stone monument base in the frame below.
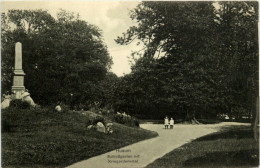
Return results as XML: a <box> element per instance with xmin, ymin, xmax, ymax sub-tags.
<box><xmin>12</xmin><ymin>86</ymin><xmax>25</xmax><ymax>99</ymax></box>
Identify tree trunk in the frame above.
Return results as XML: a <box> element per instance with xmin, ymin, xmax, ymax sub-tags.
<box><xmin>183</xmin><ymin>110</ymin><xmax>200</xmax><ymax>124</ymax></box>
<box><xmin>253</xmin><ymin>96</ymin><xmax>259</xmax><ymax>141</ymax></box>
<box><xmin>192</xmin><ymin>116</ymin><xmax>200</xmax><ymax>124</ymax></box>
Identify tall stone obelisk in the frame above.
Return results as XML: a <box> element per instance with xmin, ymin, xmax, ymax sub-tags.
<box><xmin>12</xmin><ymin>42</ymin><xmax>26</xmax><ymax>99</ymax></box>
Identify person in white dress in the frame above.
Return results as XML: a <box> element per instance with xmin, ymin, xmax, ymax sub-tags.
<box><xmin>170</xmin><ymin>118</ymin><xmax>174</xmax><ymax>129</ymax></box>
<box><xmin>164</xmin><ymin>116</ymin><xmax>169</xmax><ymax>129</ymax></box>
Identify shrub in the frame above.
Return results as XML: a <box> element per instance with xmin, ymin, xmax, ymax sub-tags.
<box><xmin>133</xmin><ymin>119</ymin><xmax>140</xmax><ymax>127</ymax></box>
<box><xmin>9</xmin><ymin>99</ymin><xmax>30</xmax><ymax>109</ymax></box>
<box><xmin>113</xmin><ymin>113</ymin><xmax>124</xmax><ymax>123</ymax></box>
<box><xmin>113</xmin><ymin>112</ymin><xmax>139</xmax><ymax>127</ymax></box>
<box><xmin>90</xmin><ymin>115</ymin><xmax>105</xmax><ymax>125</ymax></box>
<box><xmin>59</xmin><ymin>104</ymin><xmax>70</xmax><ymax>112</ymax></box>
<box><xmin>78</xmin><ymin>103</ymin><xmax>86</xmax><ymax>111</ymax></box>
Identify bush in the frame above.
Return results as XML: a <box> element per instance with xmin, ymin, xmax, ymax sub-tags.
<box><xmin>9</xmin><ymin>99</ymin><xmax>30</xmax><ymax>109</ymax></box>
<box><xmin>133</xmin><ymin>119</ymin><xmax>140</xmax><ymax>127</ymax></box>
<box><xmin>90</xmin><ymin>115</ymin><xmax>105</xmax><ymax>125</ymax></box>
<box><xmin>100</xmin><ymin>108</ymin><xmax>112</xmax><ymax>117</ymax></box>
<box><xmin>113</xmin><ymin>112</ymin><xmax>139</xmax><ymax>127</ymax></box>
<box><xmin>113</xmin><ymin>113</ymin><xmax>124</xmax><ymax>123</ymax></box>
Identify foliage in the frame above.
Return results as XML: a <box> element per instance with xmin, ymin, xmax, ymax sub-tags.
<box><xmin>113</xmin><ymin>112</ymin><xmax>139</xmax><ymax>127</ymax></box>
<box><xmin>115</xmin><ymin>2</ymin><xmax>258</xmax><ymax>120</ymax></box>
<box><xmin>90</xmin><ymin>115</ymin><xmax>105</xmax><ymax>125</ymax></box>
<box><xmin>1</xmin><ymin>9</ymin><xmax>113</xmax><ymax>105</ymax></box>
<box><xmin>9</xmin><ymin>99</ymin><xmax>31</xmax><ymax>109</ymax></box>
<box><xmin>215</xmin><ymin>2</ymin><xmax>259</xmax><ymax>122</ymax></box>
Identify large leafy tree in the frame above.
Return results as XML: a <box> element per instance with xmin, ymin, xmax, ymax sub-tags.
<box><xmin>215</xmin><ymin>2</ymin><xmax>258</xmax><ymax>117</ymax></box>
<box><xmin>215</xmin><ymin>2</ymin><xmax>258</xmax><ymax>138</ymax></box>
<box><xmin>115</xmin><ymin>2</ymin><xmax>219</xmax><ymax>121</ymax></box>
<box><xmin>1</xmin><ymin>9</ymin><xmax>113</xmax><ymax>105</ymax></box>
<box><xmin>115</xmin><ymin>1</ymin><xmax>258</xmax><ymax>122</ymax></box>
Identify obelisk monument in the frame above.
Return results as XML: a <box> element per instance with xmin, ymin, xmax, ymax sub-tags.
<box><xmin>12</xmin><ymin>42</ymin><xmax>26</xmax><ymax>99</ymax></box>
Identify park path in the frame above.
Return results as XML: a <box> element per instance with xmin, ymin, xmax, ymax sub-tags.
<box><xmin>66</xmin><ymin>122</ymin><xmax>249</xmax><ymax>168</ymax></box>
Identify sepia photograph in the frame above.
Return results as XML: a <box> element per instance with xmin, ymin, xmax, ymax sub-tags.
<box><xmin>1</xmin><ymin>1</ymin><xmax>259</xmax><ymax>168</ymax></box>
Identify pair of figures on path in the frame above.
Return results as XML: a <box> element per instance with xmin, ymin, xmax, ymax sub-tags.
<box><xmin>164</xmin><ymin>116</ymin><xmax>174</xmax><ymax>129</ymax></box>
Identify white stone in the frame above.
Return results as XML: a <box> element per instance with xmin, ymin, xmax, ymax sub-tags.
<box><xmin>87</xmin><ymin>125</ymin><xmax>94</xmax><ymax>130</ymax></box>
<box><xmin>1</xmin><ymin>98</ymin><xmax>11</xmax><ymax>109</ymax></box>
<box><xmin>107</xmin><ymin>123</ymin><xmax>113</xmax><ymax>127</ymax></box>
<box><xmin>96</xmin><ymin>122</ymin><xmax>106</xmax><ymax>133</ymax></box>
<box><xmin>21</xmin><ymin>91</ymin><xmax>36</xmax><ymax>107</ymax></box>
<box><xmin>21</xmin><ymin>92</ymin><xmax>30</xmax><ymax>97</ymax></box>
<box><xmin>225</xmin><ymin>115</ymin><xmax>230</xmax><ymax>120</ymax></box>
<box><xmin>55</xmin><ymin>105</ymin><xmax>62</xmax><ymax>112</ymax></box>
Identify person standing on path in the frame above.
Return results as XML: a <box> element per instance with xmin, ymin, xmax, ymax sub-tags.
<box><xmin>170</xmin><ymin>117</ymin><xmax>174</xmax><ymax>129</ymax></box>
<box><xmin>164</xmin><ymin>116</ymin><xmax>169</xmax><ymax>129</ymax></box>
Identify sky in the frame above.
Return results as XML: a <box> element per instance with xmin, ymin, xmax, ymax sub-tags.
<box><xmin>1</xmin><ymin>1</ymin><xmax>143</xmax><ymax>76</ymax></box>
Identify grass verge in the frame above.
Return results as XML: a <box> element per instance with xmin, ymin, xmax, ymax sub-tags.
<box><xmin>2</xmin><ymin>107</ymin><xmax>158</xmax><ymax>168</ymax></box>
<box><xmin>146</xmin><ymin>125</ymin><xmax>259</xmax><ymax>168</ymax></box>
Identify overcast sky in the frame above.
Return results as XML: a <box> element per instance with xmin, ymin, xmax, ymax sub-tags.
<box><xmin>1</xmin><ymin>1</ymin><xmax>142</xmax><ymax>76</ymax></box>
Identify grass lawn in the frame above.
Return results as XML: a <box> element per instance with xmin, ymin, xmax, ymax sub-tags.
<box><xmin>146</xmin><ymin>125</ymin><xmax>259</xmax><ymax>168</ymax></box>
<box><xmin>2</xmin><ymin>107</ymin><xmax>158</xmax><ymax>168</ymax></box>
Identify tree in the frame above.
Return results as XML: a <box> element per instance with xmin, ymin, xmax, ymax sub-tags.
<box><xmin>215</xmin><ymin>1</ymin><xmax>258</xmax><ymax>137</ymax></box>
<box><xmin>1</xmin><ymin>9</ymin><xmax>112</xmax><ymax>105</ymax></box>
<box><xmin>116</xmin><ymin>2</ymin><xmax>219</xmax><ymax>122</ymax></box>
<box><xmin>116</xmin><ymin>1</ymin><xmax>258</xmax><ymax>122</ymax></box>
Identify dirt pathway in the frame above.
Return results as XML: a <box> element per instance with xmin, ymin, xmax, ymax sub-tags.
<box><xmin>66</xmin><ymin>122</ymin><xmax>249</xmax><ymax>168</ymax></box>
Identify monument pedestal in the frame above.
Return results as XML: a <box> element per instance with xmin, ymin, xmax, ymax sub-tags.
<box><xmin>12</xmin><ymin>86</ymin><xmax>25</xmax><ymax>99</ymax></box>
<box><xmin>12</xmin><ymin>70</ymin><xmax>25</xmax><ymax>99</ymax></box>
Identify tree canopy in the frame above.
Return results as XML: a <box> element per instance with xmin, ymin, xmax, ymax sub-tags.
<box><xmin>1</xmin><ymin>3</ymin><xmax>258</xmax><ymax>121</ymax></box>
<box><xmin>115</xmin><ymin>1</ymin><xmax>258</xmax><ymax>120</ymax></box>
<box><xmin>1</xmin><ymin>9</ymin><xmax>113</xmax><ymax>105</ymax></box>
